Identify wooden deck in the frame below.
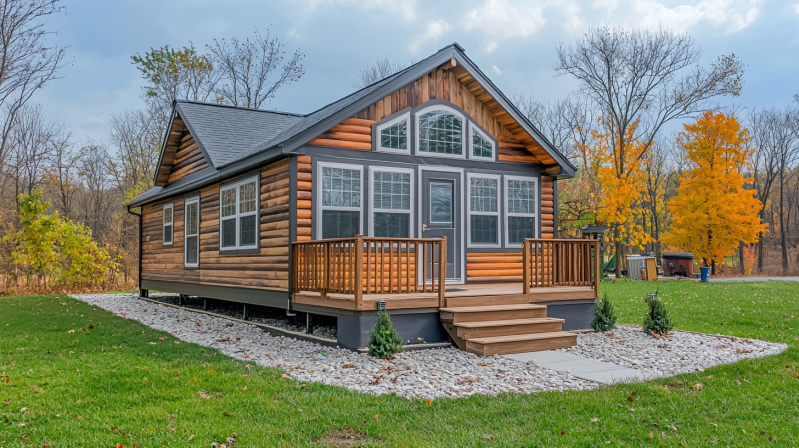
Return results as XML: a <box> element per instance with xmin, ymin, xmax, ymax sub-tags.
<box><xmin>291</xmin><ymin>282</ymin><xmax>597</xmax><ymax>311</ymax></box>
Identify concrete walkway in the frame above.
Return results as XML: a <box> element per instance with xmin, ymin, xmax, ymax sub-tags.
<box><xmin>503</xmin><ymin>351</ymin><xmax>654</xmax><ymax>385</ymax></box>
<box><xmin>709</xmin><ymin>276</ymin><xmax>799</xmax><ymax>283</ymax></box>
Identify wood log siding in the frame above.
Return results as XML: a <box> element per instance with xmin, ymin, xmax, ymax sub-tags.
<box><xmin>467</xmin><ymin>252</ymin><xmax>522</xmax><ymax>283</ymax></box>
<box><xmin>541</xmin><ymin>176</ymin><xmax>556</xmax><ymax>239</ymax></box>
<box><xmin>141</xmin><ymin>158</ymin><xmax>293</xmax><ymax>291</ymax></box>
<box><xmin>309</xmin><ymin>63</ymin><xmax>561</xmax><ymax>172</ymax></box>
<box><xmin>165</xmin><ymin>132</ymin><xmax>210</xmax><ymax>185</ymax></box>
<box><xmin>296</xmin><ymin>155</ymin><xmax>313</xmax><ymax>242</ymax></box>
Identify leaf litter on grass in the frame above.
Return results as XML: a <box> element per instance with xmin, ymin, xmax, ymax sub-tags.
<box><xmin>317</xmin><ymin>427</ymin><xmax>384</xmax><ymax>447</ymax></box>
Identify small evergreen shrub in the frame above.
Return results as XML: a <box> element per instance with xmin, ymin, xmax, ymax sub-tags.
<box><xmin>643</xmin><ymin>293</ymin><xmax>674</xmax><ymax>336</ymax></box>
<box><xmin>367</xmin><ymin>311</ymin><xmax>404</xmax><ymax>360</ymax></box>
<box><xmin>591</xmin><ymin>293</ymin><xmax>618</xmax><ymax>332</ymax></box>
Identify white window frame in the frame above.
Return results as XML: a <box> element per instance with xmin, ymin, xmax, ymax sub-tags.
<box><xmin>504</xmin><ymin>175</ymin><xmax>539</xmax><ymax>248</ymax></box>
<box><xmin>414</xmin><ymin>104</ymin><xmax>466</xmax><ymax>160</ymax></box>
<box><xmin>468</xmin><ymin>124</ymin><xmax>495</xmax><ymax>162</ymax></box>
<box><xmin>163</xmin><ymin>203</ymin><xmax>174</xmax><ymax>246</ymax></box>
<box><xmin>218</xmin><ymin>175</ymin><xmax>260</xmax><ymax>251</ymax></box>
<box><xmin>368</xmin><ymin>166</ymin><xmax>415</xmax><ymax>238</ymax></box>
<box><xmin>316</xmin><ymin>161</ymin><xmax>364</xmax><ymax>239</ymax></box>
<box><xmin>184</xmin><ymin>196</ymin><xmax>200</xmax><ymax>267</ymax></box>
<box><xmin>375</xmin><ymin>111</ymin><xmax>411</xmax><ymax>154</ymax></box>
<box><xmin>467</xmin><ymin>173</ymin><xmax>501</xmax><ymax>248</ymax></box>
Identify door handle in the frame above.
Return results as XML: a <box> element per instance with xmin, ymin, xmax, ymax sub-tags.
<box><xmin>422</xmin><ymin>224</ymin><xmax>428</xmax><ymax>231</ymax></box>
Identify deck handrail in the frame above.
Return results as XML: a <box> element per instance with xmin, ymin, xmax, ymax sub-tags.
<box><xmin>292</xmin><ymin>235</ymin><xmax>447</xmax><ymax>310</ymax></box>
<box><xmin>522</xmin><ymin>238</ymin><xmax>600</xmax><ymax>296</ymax></box>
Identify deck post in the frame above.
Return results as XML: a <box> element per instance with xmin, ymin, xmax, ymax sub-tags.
<box><xmin>522</xmin><ymin>239</ymin><xmax>530</xmax><ymax>297</ymax></box>
<box><xmin>354</xmin><ymin>235</ymin><xmax>364</xmax><ymax>310</ymax></box>
<box><xmin>437</xmin><ymin>236</ymin><xmax>447</xmax><ymax>308</ymax></box>
<box><xmin>594</xmin><ymin>239</ymin><xmax>601</xmax><ymax>297</ymax></box>
<box><xmin>321</xmin><ymin>242</ymin><xmax>329</xmax><ymax>299</ymax></box>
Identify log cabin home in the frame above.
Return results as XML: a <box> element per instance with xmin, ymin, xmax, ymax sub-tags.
<box><xmin>128</xmin><ymin>43</ymin><xmax>600</xmax><ymax>355</ymax></box>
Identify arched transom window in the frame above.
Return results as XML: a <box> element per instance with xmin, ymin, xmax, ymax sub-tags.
<box><xmin>417</xmin><ymin>107</ymin><xmax>463</xmax><ymax>156</ymax></box>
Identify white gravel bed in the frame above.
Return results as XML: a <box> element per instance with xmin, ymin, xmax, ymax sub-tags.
<box><xmin>558</xmin><ymin>324</ymin><xmax>788</xmax><ymax>378</ymax></box>
<box><xmin>73</xmin><ymin>293</ymin><xmax>597</xmax><ymax>399</ymax></box>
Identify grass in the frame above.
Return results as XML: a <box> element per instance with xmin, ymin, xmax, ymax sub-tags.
<box><xmin>0</xmin><ymin>281</ymin><xmax>797</xmax><ymax>447</ymax></box>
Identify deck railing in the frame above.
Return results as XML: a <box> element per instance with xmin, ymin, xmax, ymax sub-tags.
<box><xmin>291</xmin><ymin>235</ymin><xmax>447</xmax><ymax>310</ymax></box>
<box><xmin>522</xmin><ymin>238</ymin><xmax>600</xmax><ymax>295</ymax></box>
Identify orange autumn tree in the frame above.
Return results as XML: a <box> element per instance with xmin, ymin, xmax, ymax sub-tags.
<box><xmin>663</xmin><ymin>112</ymin><xmax>766</xmax><ymax>272</ymax></box>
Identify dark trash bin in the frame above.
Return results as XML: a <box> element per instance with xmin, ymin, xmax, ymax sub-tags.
<box><xmin>662</xmin><ymin>253</ymin><xmax>695</xmax><ymax>277</ymax></box>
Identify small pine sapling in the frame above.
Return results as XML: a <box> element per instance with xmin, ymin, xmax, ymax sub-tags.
<box><xmin>367</xmin><ymin>310</ymin><xmax>404</xmax><ymax>360</ymax></box>
<box><xmin>591</xmin><ymin>292</ymin><xmax>618</xmax><ymax>332</ymax></box>
<box><xmin>643</xmin><ymin>291</ymin><xmax>674</xmax><ymax>336</ymax></box>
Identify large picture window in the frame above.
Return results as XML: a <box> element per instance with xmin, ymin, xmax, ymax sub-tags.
<box><xmin>468</xmin><ymin>175</ymin><xmax>500</xmax><ymax>247</ymax></box>
<box><xmin>319</xmin><ymin>164</ymin><xmax>362</xmax><ymax>239</ymax></box>
<box><xmin>375</xmin><ymin>112</ymin><xmax>410</xmax><ymax>153</ymax></box>
<box><xmin>416</xmin><ymin>106</ymin><xmax>464</xmax><ymax>158</ymax></box>
<box><xmin>163</xmin><ymin>203</ymin><xmax>173</xmax><ymax>245</ymax></box>
<box><xmin>370</xmin><ymin>168</ymin><xmax>413</xmax><ymax>238</ymax></box>
<box><xmin>184</xmin><ymin>196</ymin><xmax>199</xmax><ymax>267</ymax></box>
<box><xmin>505</xmin><ymin>176</ymin><xmax>538</xmax><ymax>247</ymax></box>
<box><xmin>219</xmin><ymin>175</ymin><xmax>259</xmax><ymax>251</ymax></box>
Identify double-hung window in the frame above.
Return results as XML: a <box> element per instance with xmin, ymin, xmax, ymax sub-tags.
<box><xmin>469</xmin><ymin>126</ymin><xmax>494</xmax><ymax>161</ymax></box>
<box><xmin>505</xmin><ymin>176</ymin><xmax>538</xmax><ymax>247</ymax></box>
<box><xmin>220</xmin><ymin>175</ymin><xmax>259</xmax><ymax>251</ymax></box>
<box><xmin>370</xmin><ymin>168</ymin><xmax>413</xmax><ymax>238</ymax></box>
<box><xmin>184</xmin><ymin>196</ymin><xmax>199</xmax><ymax>267</ymax></box>
<box><xmin>163</xmin><ymin>203</ymin><xmax>174</xmax><ymax>245</ymax></box>
<box><xmin>319</xmin><ymin>163</ymin><xmax>362</xmax><ymax>239</ymax></box>
<box><xmin>468</xmin><ymin>174</ymin><xmax>500</xmax><ymax>247</ymax></box>
<box><xmin>416</xmin><ymin>106</ymin><xmax>464</xmax><ymax>158</ymax></box>
<box><xmin>375</xmin><ymin>112</ymin><xmax>410</xmax><ymax>153</ymax></box>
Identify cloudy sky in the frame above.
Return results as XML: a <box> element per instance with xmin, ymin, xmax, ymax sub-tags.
<box><xmin>37</xmin><ymin>0</ymin><xmax>799</xmax><ymax>143</ymax></box>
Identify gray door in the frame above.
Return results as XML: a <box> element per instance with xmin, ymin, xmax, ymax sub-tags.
<box><xmin>421</xmin><ymin>170</ymin><xmax>461</xmax><ymax>281</ymax></box>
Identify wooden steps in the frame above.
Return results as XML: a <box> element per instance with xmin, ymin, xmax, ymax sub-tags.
<box><xmin>440</xmin><ymin>304</ymin><xmax>576</xmax><ymax>356</ymax></box>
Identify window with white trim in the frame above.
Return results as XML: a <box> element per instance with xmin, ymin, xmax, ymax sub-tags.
<box><xmin>376</xmin><ymin>112</ymin><xmax>409</xmax><ymax>153</ymax></box>
<box><xmin>416</xmin><ymin>106</ymin><xmax>464</xmax><ymax>158</ymax></box>
<box><xmin>470</xmin><ymin>126</ymin><xmax>494</xmax><ymax>160</ymax></box>
<box><xmin>163</xmin><ymin>203</ymin><xmax>173</xmax><ymax>245</ymax></box>
<box><xmin>505</xmin><ymin>176</ymin><xmax>538</xmax><ymax>247</ymax></box>
<box><xmin>184</xmin><ymin>197</ymin><xmax>199</xmax><ymax>267</ymax></box>
<box><xmin>371</xmin><ymin>168</ymin><xmax>412</xmax><ymax>238</ymax></box>
<box><xmin>220</xmin><ymin>176</ymin><xmax>259</xmax><ymax>250</ymax></box>
<box><xmin>320</xmin><ymin>164</ymin><xmax>362</xmax><ymax>239</ymax></box>
<box><xmin>468</xmin><ymin>175</ymin><xmax>500</xmax><ymax>247</ymax></box>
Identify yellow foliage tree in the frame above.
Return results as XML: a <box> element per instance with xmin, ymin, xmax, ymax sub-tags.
<box><xmin>663</xmin><ymin>112</ymin><xmax>766</xmax><ymax>270</ymax></box>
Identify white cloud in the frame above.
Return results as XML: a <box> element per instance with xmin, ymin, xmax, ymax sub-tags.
<box><xmin>408</xmin><ymin>20</ymin><xmax>451</xmax><ymax>53</ymax></box>
<box><xmin>492</xmin><ymin>65</ymin><xmax>502</xmax><ymax>75</ymax></box>
<box><xmin>794</xmin><ymin>3</ymin><xmax>799</xmax><ymax>16</ymax></box>
<box><xmin>464</xmin><ymin>0</ymin><xmax>547</xmax><ymax>40</ymax></box>
<box><xmin>593</xmin><ymin>0</ymin><xmax>763</xmax><ymax>33</ymax></box>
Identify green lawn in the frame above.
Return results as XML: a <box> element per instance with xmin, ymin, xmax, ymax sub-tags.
<box><xmin>1</xmin><ymin>281</ymin><xmax>797</xmax><ymax>447</ymax></box>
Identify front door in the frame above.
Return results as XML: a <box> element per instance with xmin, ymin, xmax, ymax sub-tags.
<box><xmin>420</xmin><ymin>170</ymin><xmax>461</xmax><ymax>282</ymax></box>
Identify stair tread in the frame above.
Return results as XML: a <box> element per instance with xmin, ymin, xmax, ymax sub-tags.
<box><xmin>454</xmin><ymin>317</ymin><xmax>564</xmax><ymax>328</ymax></box>
<box><xmin>440</xmin><ymin>304</ymin><xmax>547</xmax><ymax>313</ymax></box>
<box><xmin>467</xmin><ymin>331</ymin><xmax>576</xmax><ymax>344</ymax></box>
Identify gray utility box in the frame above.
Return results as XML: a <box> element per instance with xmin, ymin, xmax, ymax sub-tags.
<box><xmin>626</xmin><ymin>255</ymin><xmax>655</xmax><ymax>280</ymax></box>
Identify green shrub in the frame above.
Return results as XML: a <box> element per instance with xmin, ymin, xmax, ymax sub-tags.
<box><xmin>591</xmin><ymin>292</ymin><xmax>618</xmax><ymax>332</ymax></box>
<box><xmin>367</xmin><ymin>311</ymin><xmax>404</xmax><ymax>360</ymax></box>
<box><xmin>643</xmin><ymin>294</ymin><xmax>674</xmax><ymax>336</ymax></box>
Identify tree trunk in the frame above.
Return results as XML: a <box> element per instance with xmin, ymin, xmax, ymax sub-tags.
<box><xmin>738</xmin><ymin>241</ymin><xmax>745</xmax><ymax>275</ymax></box>
<box><xmin>711</xmin><ymin>259</ymin><xmax>716</xmax><ymax>276</ymax></box>
<box><xmin>781</xmin><ymin>172</ymin><xmax>789</xmax><ymax>272</ymax></box>
<box><xmin>614</xmin><ymin>227</ymin><xmax>622</xmax><ymax>279</ymax></box>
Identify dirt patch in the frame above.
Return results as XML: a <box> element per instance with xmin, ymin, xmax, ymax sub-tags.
<box><xmin>317</xmin><ymin>427</ymin><xmax>384</xmax><ymax>447</ymax></box>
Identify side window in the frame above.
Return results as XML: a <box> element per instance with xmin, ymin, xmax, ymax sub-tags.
<box><xmin>470</xmin><ymin>126</ymin><xmax>494</xmax><ymax>160</ymax></box>
<box><xmin>505</xmin><ymin>176</ymin><xmax>538</xmax><ymax>247</ymax></box>
<box><xmin>163</xmin><ymin>203</ymin><xmax>173</xmax><ymax>245</ymax></box>
<box><xmin>320</xmin><ymin>164</ymin><xmax>362</xmax><ymax>239</ymax></box>
<box><xmin>371</xmin><ymin>169</ymin><xmax>412</xmax><ymax>238</ymax></box>
<box><xmin>184</xmin><ymin>197</ymin><xmax>199</xmax><ymax>267</ymax></box>
<box><xmin>220</xmin><ymin>175</ymin><xmax>259</xmax><ymax>250</ymax></box>
<box><xmin>375</xmin><ymin>112</ymin><xmax>410</xmax><ymax>153</ymax></box>
<box><xmin>468</xmin><ymin>176</ymin><xmax>500</xmax><ymax>247</ymax></box>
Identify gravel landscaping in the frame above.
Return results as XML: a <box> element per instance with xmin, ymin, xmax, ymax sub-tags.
<box><xmin>73</xmin><ymin>293</ymin><xmax>787</xmax><ymax>399</ymax></box>
<box><xmin>559</xmin><ymin>324</ymin><xmax>788</xmax><ymax>378</ymax></box>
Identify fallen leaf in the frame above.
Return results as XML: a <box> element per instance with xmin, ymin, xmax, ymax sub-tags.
<box><xmin>483</xmin><ymin>434</ymin><xmax>494</xmax><ymax>440</ymax></box>
<box><xmin>590</xmin><ymin>418</ymin><xmax>599</xmax><ymax>423</ymax></box>
<box><xmin>18</xmin><ymin>422</ymin><xmax>26</xmax><ymax>427</ymax></box>
<box><xmin>67</xmin><ymin>329</ymin><xmax>75</xmax><ymax>333</ymax></box>
<box><xmin>647</xmin><ymin>433</ymin><xmax>653</xmax><ymax>439</ymax></box>
<box><xmin>20</xmin><ymin>407</ymin><xmax>29</xmax><ymax>413</ymax></box>
<box><xmin>281</xmin><ymin>374</ymin><xmax>290</xmax><ymax>379</ymax></box>
<box><xmin>710</xmin><ymin>422</ymin><xmax>718</xmax><ymax>427</ymax></box>
<box><xmin>198</xmin><ymin>391</ymin><xmax>210</xmax><ymax>399</ymax></box>
<box><xmin>188</xmin><ymin>435</ymin><xmax>195</xmax><ymax>441</ymax></box>
<box><xmin>426</xmin><ymin>398</ymin><xmax>432</xmax><ymax>406</ymax></box>
<box><xmin>690</xmin><ymin>384</ymin><xmax>704</xmax><ymax>391</ymax></box>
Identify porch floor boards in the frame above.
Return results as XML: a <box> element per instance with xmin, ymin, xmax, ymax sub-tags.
<box><xmin>290</xmin><ymin>283</ymin><xmax>597</xmax><ymax>311</ymax></box>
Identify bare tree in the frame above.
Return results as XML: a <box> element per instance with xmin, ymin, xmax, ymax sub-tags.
<box><xmin>515</xmin><ymin>95</ymin><xmax>596</xmax><ymax>164</ymax></box>
<box><xmin>207</xmin><ymin>29</ymin><xmax>305</xmax><ymax>109</ymax></box>
<box><xmin>46</xmin><ymin>129</ymin><xmax>79</xmax><ymax>218</ymax></box>
<box><xmin>0</xmin><ymin>0</ymin><xmax>67</xmax><ymax>185</ymax></box>
<box><xmin>353</xmin><ymin>57</ymin><xmax>410</xmax><ymax>89</ymax></box>
<box><xmin>554</xmin><ymin>25</ymin><xmax>745</xmax><ymax>277</ymax></box>
<box><xmin>105</xmin><ymin>106</ymin><xmax>164</xmax><ymax>203</ymax></box>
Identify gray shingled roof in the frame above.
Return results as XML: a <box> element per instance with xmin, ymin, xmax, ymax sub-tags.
<box><xmin>176</xmin><ymin>101</ymin><xmax>303</xmax><ymax>168</ymax></box>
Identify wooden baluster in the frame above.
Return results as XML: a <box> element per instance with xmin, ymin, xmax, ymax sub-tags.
<box><xmin>523</xmin><ymin>240</ymin><xmax>530</xmax><ymax>296</ymax></box>
<box><xmin>405</xmin><ymin>242</ymin><xmax>411</xmax><ymax>293</ymax></box>
<box><xmin>438</xmin><ymin>237</ymin><xmax>447</xmax><ymax>307</ymax></box>
<box><xmin>354</xmin><ymin>235</ymin><xmax>364</xmax><ymax>310</ymax></box>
